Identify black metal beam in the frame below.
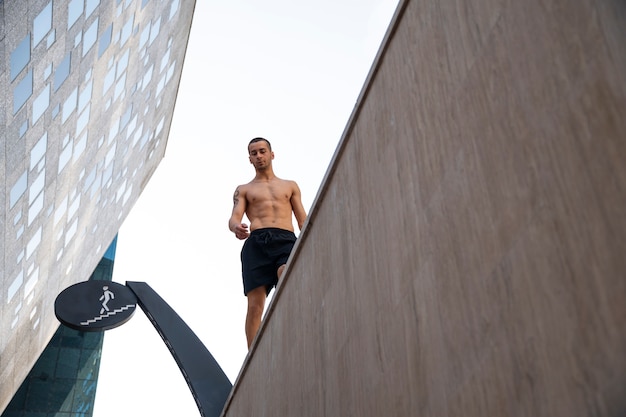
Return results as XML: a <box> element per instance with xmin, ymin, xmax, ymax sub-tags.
<box><xmin>126</xmin><ymin>281</ymin><xmax>232</xmax><ymax>417</ymax></box>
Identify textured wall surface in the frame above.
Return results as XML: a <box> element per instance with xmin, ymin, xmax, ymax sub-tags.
<box><xmin>222</xmin><ymin>0</ymin><xmax>626</xmax><ymax>415</ymax></box>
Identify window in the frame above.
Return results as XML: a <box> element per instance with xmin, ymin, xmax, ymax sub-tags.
<box><xmin>19</xmin><ymin>121</ymin><xmax>29</xmax><ymax>138</ymax></box>
<box><xmin>86</xmin><ymin>0</ymin><xmax>100</xmax><ymax>18</ymax></box>
<box><xmin>31</xmin><ymin>133</ymin><xmax>48</xmax><ymax>170</ymax></box>
<box><xmin>169</xmin><ymin>0</ymin><xmax>180</xmax><ymax>20</ymax></box>
<box><xmin>99</xmin><ymin>23</ymin><xmax>113</xmax><ymax>57</ymax></box>
<box><xmin>62</xmin><ymin>87</ymin><xmax>78</xmax><ymax>123</ymax></box>
<box><xmin>14</xmin><ymin>70</ymin><xmax>33</xmax><ymax>114</ymax></box>
<box><xmin>27</xmin><ymin>227</ymin><xmax>43</xmax><ymax>259</ymax></box>
<box><xmin>34</xmin><ymin>2</ymin><xmax>53</xmax><ymax>47</ymax></box>
<box><xmin>55</xmin><ymin>52</ymin><xmax>71</xmax><ymax>91</ymax></box>
<box><xmin>149</xmin><ymin>18</ymin><xmax>160</xmax><ymax>45</ymax></box>
<box><xmin>32</xmin><ymin>84</ymin><xmax>51</xmax><ymax>123</ymax></box>
<box><xmin>120</xmin><ymin>15</ymin><xmax>134</xmax><ymax>46</ymax></box>
<box><xmin>117</xmin><ymin>49</ymin><xmax>130</xmax><ymax>74</ymax></box>
<box><xmin>11</xmin><ymin>35</ymin><xmax>30</xmax><ymax>81</ymax></box>
<box><xmin>79</xmin><ymin>80</ymin><xmax>93</xmax><ymax>111</ymax></box>
<box><xmin>83</xmin><ymin>17</ymin><xmax>99</xmax><ymax>56</ymax></box>
<box><xmin>10</xmin><ymin>171</ymin><xmax>28</xmax><ymax>208</ymax></box>
<box><xmin>68</xmin><ymin>0</ymin><xmax>84</xmax><ymax>29</ymax></box>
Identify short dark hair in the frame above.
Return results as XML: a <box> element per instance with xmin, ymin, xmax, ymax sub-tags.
<box><xmin>248</xmin><ymin>137</ymin><xmax>271</xmax><ymax>151</ymax></box>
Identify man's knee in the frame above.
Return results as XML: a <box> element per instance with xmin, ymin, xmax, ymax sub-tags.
<box><xmin>277</xmin><ymin>264</ymin><xmax>286</xmax><ymax>278</ymax></box>
<box><xmin>246</xmin><ymin>287</ymin><xmax>266</xmax><ymax>316</ymax></box>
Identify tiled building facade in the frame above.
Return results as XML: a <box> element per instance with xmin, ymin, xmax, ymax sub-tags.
<box><xmin>1</xmin><ymin>0</ymin><xmax>196</xmax><ymax>412</ymax></box>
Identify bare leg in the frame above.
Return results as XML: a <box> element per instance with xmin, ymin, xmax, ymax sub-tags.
<box><xmin>277</xmin><ymin>264</ymin><xmax>286</xmax><ymax>279</ymax></box>
<box><xmin>245</xmin><ymin>286</ymin><xmax>267</xmax><ymax>349</ymax></box>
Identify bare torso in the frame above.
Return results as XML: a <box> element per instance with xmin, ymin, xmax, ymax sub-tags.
<box><xmin>241</xmin><ymin>177</ymin><xmax>297</xmax><ymax>232</ymax></box>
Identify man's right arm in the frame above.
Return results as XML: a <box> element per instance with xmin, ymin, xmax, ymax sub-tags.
<box><xmin>229</xmin><ymin>186</ymin><xmax>249</xmax><ymax>240</ymax></box>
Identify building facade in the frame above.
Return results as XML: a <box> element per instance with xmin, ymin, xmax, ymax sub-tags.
<box><xmin>1</xmin><ymin>237</ymin><xmax>117</xmax><ymax>417</ymax></box>
<box><xmin>0</xmin><ymin>0</ymin><xmax>196</xmax><ymax>412</ymax></box>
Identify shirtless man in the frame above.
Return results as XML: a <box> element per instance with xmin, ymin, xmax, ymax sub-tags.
<box><xmin>229</xmin><ymin>137</ymin><xmax>307</xmax><ymax>348</ymax></box>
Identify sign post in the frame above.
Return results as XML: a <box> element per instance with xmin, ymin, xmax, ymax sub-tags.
<box><xmin>55</xmin><ymin>281</ymin><xmax>232</xmax><ymax>417</ymax></box>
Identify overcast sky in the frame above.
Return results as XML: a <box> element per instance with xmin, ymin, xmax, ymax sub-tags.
<box><xmin>93</xmin><ymin>1</ymin><xmax>398</xmax><ymax>415</ymax></box>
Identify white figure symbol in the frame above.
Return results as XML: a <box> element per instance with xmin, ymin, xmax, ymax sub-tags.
<box><xmin>99</xmin><ymin>286</ymin><xmax>115</xmax><ymax>314</ymax></box>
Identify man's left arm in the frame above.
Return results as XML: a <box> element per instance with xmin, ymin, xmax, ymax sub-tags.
<box><xmin>290</xmin><ymin>181</ymin><xmax>307</xmax><ymax>231</ymax></box>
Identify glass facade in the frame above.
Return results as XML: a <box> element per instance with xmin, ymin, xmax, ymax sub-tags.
<box><xmin>1</xmin><ymin>237</ymin><xmax>117</xmax><ymax>417</ymax></box>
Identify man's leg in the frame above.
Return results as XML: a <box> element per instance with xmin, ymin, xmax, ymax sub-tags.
<box><xmin>277</xmin><ymin>264</ymin><xmax>286</xmax><ymax>278</ymax></box>
<box><xmin>245</xmin><ymin>286</ymin><xmax>267</xmax><ymax>349</ymax></box>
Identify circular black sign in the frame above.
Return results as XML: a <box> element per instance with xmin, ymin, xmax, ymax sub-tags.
<box><xmin>55</xmin><ymin>280</ymin><xmax>137</xmax><ymax>331</ymax></box>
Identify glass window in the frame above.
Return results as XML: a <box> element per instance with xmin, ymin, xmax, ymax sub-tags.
<box><xmin>58</xmin><ymin>141</ymin><xmax>73</xmax><ymax>173</ymax></box>
<box><xmin>73</xmin><ymin>130</ymin><xmax>88</xmax><ymax>161</ymax></box>
<box><xmin>13</xmin><ymin>70</ymin><xmax>33</xmax><ymax>114</ymax></box>
<box><xmin>114</xmin><ymin>73</ymin><xmax>126</xmax><ymax>100</ymax></box>
<box><xmin>86</xmin><ymin>0</ymin><xmax>100</xmax><ymax>18</ymax></box>
<box><xmin>54</xmin><ymin>196</ymin><xmax>68</xmax><ymax>225</ymax></box>
<box><xmin>83</xmin><ymin>17</ymin><xmax>99</xmax><ymax>57</ymax></box>
<box><xmin>139</xmin><ymin>24</ymin><xmax>150</xmax><ymax>49</ymax></box>
<box><xmin>74</xmin><ymin>31</ymin><xmax>82</xmax><ymax>47</ymax></box>
<box><xmin>46</xmin><ymin>30</ymin><xmax>56</xmax><ymax>49</ymax></box>
<box><xmin>119</xmin><ymin>105</ymin><xmax>132</xmax><ymax>130</ymax></box>
<box><xmin>68</xmin><ymin>0</ymin><xmax>84</xmax><ymax>29</ymax></box>
<box><xmin>44</xmin><ymin>62</ymin><xmax>52</xmax><ymax>79</ymax></box>
<box><xmin>19</xmin><ymin>120</ymin><xmax>29</xmax><ymax>138</ymax></box>
<box><xmin>79</xmin><ymin>79</ymin><xmax>93</xmax><ymax>111</ymax></box>
<box><xmin>55</xmin><ymin>52</ymin><xmax>71</xmax><ymax>91</ymax></box>
<box><xmin>62</xmin><ymin>87</ymin><xmax>78</xmax><ymax>123</ymax></box>
<box><xmin>29</xmin><ymin>170</ymin><xmax>45</xmax><ymax>205</ymax></box>
<box><xmin>149</xmin><ymin>18</ymin><xmax>160</xmax><ymax>45</ymax></box>
<box><xmin>8</xmin><ymin>272</ymin><xmax>24</xmax><ymax>303</ymax></box>
<box><xmin>169</xmin><ymin>0</ymin><xmax>180</xmax><ymax>20</ymax></box>
<box><xmin>52</xmin><ymin>104</ymin><xmax>60</xmax><ymax>119</ymax></box>
<box><xmin>120</xmin><ymin>15</ymin><xmax>134</xmax><ymax>46</ymax></box>
<box><xmin>65</xmin><ymin>219</ymin><xmax>78</xmax><ymax>246</ymax></box>
<box><xmin>11</xmin><ymin>35</ymin><xmax>31</xmax><ymax>81</ymax></box>
<box><xmin>141</xmin><ymin>64</ymin><xmax>153</xmax><ymax>90</ymax></box>
<box><xmin>117</xmin><ymin>49</ymin><xmax>130</xmax><ymax>75</ymax></box>
<box><xmin>103</xmin><ymin>65</ymin><xmax>115</xmax><ymax>93</ymax></box>
<box><xmin>160</xmin><ymin>49</ymin><xmax>170</xmax><ymax>72</ymax></box>
<box><xmin>34</xmin><ymin>2</ymin><xmax>53</xmax><ymax>46</ymax></box>
<box><xmin>105</xmin><ymin>143</ymin><xmax>117</xmax><ymax>168</ymax></box>
<box><xmin>27</xmin><ymin>227</ymin><xmax>42</xmax><ymax>259</ymax></box>
<box><xmin>31</xmin><ymin>133</ymin><xmax>48</xmax><ymax>170</ymax></box>
<box><xmin>84</xmin><ymin>167</ymin><xmax>97</xmax><ymax>191</ymax></box>
<box><xmin>33</xmin><ymin>84</ymin><xmax>51</xmax><ymax>123</ymax></box>
<box><xmin>126</xmin><ymin>115</ymin><xmax>137</xmax><ymax>138</ymax></box>
<box><xmin>109</xmin><ymin>119</ymin><xmax>119</xmax><ymax>142</ymax></box>
<box><xmin>155</xmin><ymin>74</ymin><xmax>165</xmax><ymax>97</ymax></box>
<box><xmin>99</xmin><ymin>23</ymin><xmax>113</xmax><ymax>57</ymax></box>
<box><xmin>10</xmin><ymin>171</ymin><xmax>28</xmax><ymax>208</ymax></box>
<box><xmin>76</xmin><ymin>105</ymin><xmax>90</xmax><ymax>135</ymax></box>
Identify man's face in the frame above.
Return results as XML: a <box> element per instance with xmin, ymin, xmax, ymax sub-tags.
<box><xmin>248</xmin><ymin>141</ymin><xmax>273</xmax><ymax>169</ymax></box>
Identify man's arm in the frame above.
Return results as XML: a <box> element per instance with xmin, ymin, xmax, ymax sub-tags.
<box><xmin>229</xmin><ymin>186</ymin><xmax>250</xmax><ymax>240</ymax></box>
<box><xmin>290</xmin><ymin>181</ymin><xmax>307</xmax><ymax>231</ymax></box>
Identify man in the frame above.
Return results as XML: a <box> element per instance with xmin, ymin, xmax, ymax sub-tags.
<box><xmin>229</xmin><ymin>137</ymin><xmax>307</xmax><ymax>348</ymax></box>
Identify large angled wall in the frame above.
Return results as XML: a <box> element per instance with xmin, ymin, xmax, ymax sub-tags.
<box><xmin>222</xmin><ymin>0</ymin><xmax>626</xmax><ymax>415</ymax></box>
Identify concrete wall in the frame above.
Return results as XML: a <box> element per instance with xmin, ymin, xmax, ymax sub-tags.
<box><xmin>222</xmin><ymin>0</ymin><xmax>626</xmax><ymax>415</ymax></box>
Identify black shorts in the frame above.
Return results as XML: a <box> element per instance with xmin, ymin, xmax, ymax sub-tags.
<box><xmin>241</xmin><ymin>228</ymin><xmax>296</xmax><ymax>296</ymax></box>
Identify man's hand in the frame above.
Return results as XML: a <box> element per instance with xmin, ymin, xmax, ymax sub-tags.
<box><xmin>233</xmin><ymin>223</ymin><xmax>250</xmax><ymax>240</ymax></box>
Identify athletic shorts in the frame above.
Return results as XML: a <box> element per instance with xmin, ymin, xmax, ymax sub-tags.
<box><xmin>241</xmin><ymin>228</ymin><xmax>297</xmax><ymax>296</ymax></box>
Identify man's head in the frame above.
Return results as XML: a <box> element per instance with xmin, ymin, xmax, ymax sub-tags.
<box><xmin>248</xmin><ymin>137</ymin><xmax>271</xmax><ymax>151</ymax></box>
<box><xmin>248</xmin><ymin>137</ymin><xmax>274</xmax><ymax>171</ymax></box>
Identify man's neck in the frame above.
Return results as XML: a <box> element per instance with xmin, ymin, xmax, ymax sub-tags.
<box><xmin>254</xmin><ymin>168</ymin><xmax>276</xmax><ymax>181</ymax></box>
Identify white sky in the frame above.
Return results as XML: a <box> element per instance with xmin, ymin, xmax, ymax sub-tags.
<box><xmin>93</xmin><ymin>1</ymin><xmax>398</xmax><ymax>415</ymax></box>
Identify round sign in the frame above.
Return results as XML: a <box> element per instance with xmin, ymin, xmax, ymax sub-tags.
<box><xmin>55</xmin><ymin>280</ymin><xmax>137</xmax><ymax>331</ymax></box>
